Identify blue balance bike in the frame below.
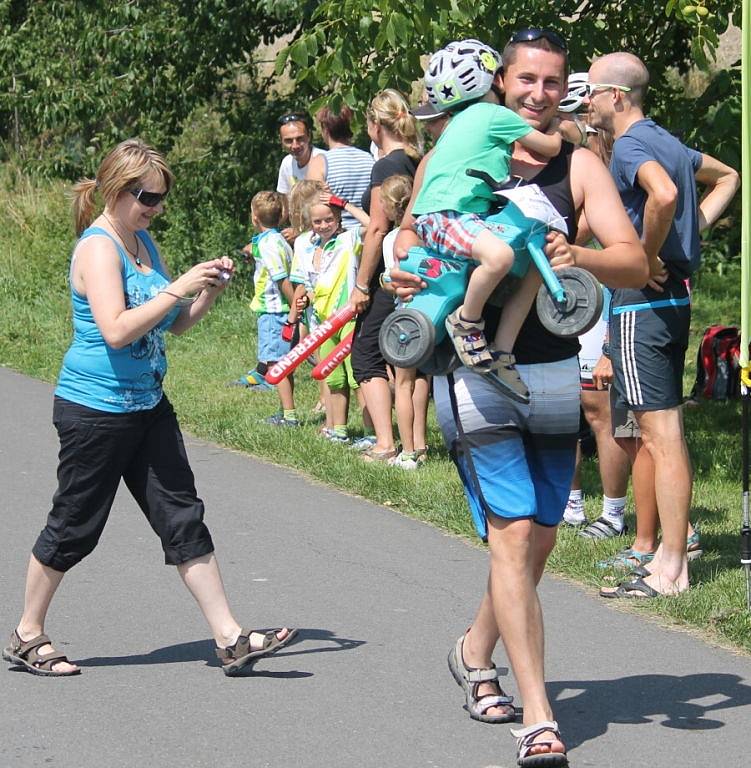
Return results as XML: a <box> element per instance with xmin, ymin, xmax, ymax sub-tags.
<box><xmin>378</xmin><ymin>169</ymin><xmax>603</xmax><ymax>372</ymax></box>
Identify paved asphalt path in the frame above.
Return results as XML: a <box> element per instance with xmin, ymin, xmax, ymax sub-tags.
<box><xmin>2</xmin><ymin>366</ymin><xmax>751</xmax><ymax>768</ymax></box>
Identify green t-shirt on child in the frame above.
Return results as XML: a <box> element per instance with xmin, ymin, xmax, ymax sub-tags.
<box><xmin>412</xmin><ymin>101</ymin><xmax>533</xmax><ymax>216</ymax></box>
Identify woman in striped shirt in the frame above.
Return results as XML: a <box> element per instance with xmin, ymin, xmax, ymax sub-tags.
<box><xmin>306</xmin><ymin>105</ymin><xmax>374</xmax><ymax>230</ymax></box>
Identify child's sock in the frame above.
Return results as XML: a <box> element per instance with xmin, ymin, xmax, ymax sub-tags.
<box><xmin>333</xmin><ymin>425</ymin><xmax>348</xmax><ymax>438</ymax></box>
<box><xmin>602</xmin><ymin>495</ymin><xmax>626</xmax><ymax>530</ymax></box>
<box><xmin>283</xmin><ymin>409</ymin><xmax>298</xmax><ymax>422</ymax></box>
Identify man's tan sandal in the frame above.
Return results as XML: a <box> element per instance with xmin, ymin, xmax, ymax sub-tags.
<box><xmin>3</xmin><ymin>630</ymin><xmax>80</xmax><ymax>677</ymax></box>
<box><xmin>216</xmin><ymin>628</ymin><xmax>297</xmax><ymax>676</ymax></box>
<box><xmin>447</xmin><ymin>634</ymin><xmax>516</xmax><ymax>723</ymax></box>
<box><xmin>510</xmin><ymin>720</ymin><xmax>568</xmax><ymax>767</ymax></box>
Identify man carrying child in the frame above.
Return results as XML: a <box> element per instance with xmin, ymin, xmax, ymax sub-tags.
<box><xmin>394</xmin><ymin>31</ymin><xmax>649</xmax><ymax>765</ymax></box>
<box><xmin>411</xmin><ymin>38</ymin><xmax>562</xmax><ymax>402</ymax></box>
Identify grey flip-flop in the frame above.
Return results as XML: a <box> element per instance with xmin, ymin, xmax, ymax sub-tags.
<box><xmin>600</xmin><ymin>577</ymin><xmax>661</xmax><ymax>599</ymax></box>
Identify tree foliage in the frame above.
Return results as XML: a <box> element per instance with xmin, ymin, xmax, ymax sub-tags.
<box><xmin>0</xmin><ymin>1</ymin><xmax>315</xmax><ymax>174</ymax></box>
<box><xmin>665</xmin><ymin>0</ymin><xmax>733</xmax><ymax>68</ymax></box>
<box><xmin>0</xmin><ymin>1</ymin><xmax>315</xmax><ymax>270</ymax></box>
<box><xmin>0</xmin><ymin>1</ymin><xmax>740</xmax><ymax>267</ymax></box>
<box><xmin>277</xmin><ymin>0</ymin><xmax>736</xmax><ymax>111</ymax></box>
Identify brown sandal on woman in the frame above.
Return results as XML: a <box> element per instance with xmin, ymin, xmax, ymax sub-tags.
<box><xmin>3</xmin><ymin>630</ymin><xmax>80</xmax><ymax>677</ymax></box>
<box><xmin>216</xmin><ymin>628</ymin><xmax>297</xmax><ymax>676</ymax></box>
<box><xmin>360</xmin><ymin>446</ymin><xmax>397</xmax><ymax>463</ymax></box>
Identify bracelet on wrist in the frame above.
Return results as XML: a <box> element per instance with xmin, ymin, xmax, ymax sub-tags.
<box><xmin>159</xmin><ymin>289</ymin><xmax>198</xmax><ymax>307</ymax></box>
<box><xmin>378</xmin><ymin>271</ymin><xmax>393</xmax><ymax>290</ymax></box>
<box><xmin>355</xmin><ymin>282</ymin><xmax>371</xmax><ymax>295</ymax></box>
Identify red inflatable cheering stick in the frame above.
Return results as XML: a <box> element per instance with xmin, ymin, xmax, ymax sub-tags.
<box><xmin>311</xmin><ymin>331</ymin><xmax>354</xmax><ymax>381</ymax></box>
<box><xmin>281</xmin><ymin>321</ymin><xmax>297</xmax><ymax>342</ymax></box>
<box><xmin>265</xmin><ymin>306</ymin><xmax>356</xmax><ymax>384</ymax></box>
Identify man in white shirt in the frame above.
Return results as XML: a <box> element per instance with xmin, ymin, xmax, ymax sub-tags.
<box><xmin>276</xmin><ymin>112</ymin><xmax>324</xmax><ymax>195</ymax></box>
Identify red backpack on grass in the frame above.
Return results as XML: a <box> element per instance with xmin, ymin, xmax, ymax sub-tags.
<box><xmin>690</xmin><ymin>325</ymin><xmax>741</xmax><ymax>401</ymax></box>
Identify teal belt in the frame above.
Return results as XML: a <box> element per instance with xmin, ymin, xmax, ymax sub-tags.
<box><xmin>611</xmin><ymin>296</ymin><xmax>690</xmax><ymax>315</ymax></box>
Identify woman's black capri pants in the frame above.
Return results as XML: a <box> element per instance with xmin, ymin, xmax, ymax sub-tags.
<box><xmin>351</xmin><ymin>287</ymin><xmax>395</xmax><ymax>384</ymax></box>
<box><xmin>33</xmin><ymin>396</ymin><xmax>215</xmax><ymax>572</ymax></box>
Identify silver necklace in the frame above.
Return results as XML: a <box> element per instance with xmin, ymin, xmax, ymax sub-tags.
<box><xmin>103</xmin><ymin>214</ymin><xmax>142</xmax><ymax>266</ymax></box>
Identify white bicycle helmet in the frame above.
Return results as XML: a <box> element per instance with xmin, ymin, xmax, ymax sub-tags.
<box><xmin>424</xmin><ymin>39</ymin><xmax>501</xmax><ymax>110</ymax></box>
<box><xmin>559</xmin><ymin>72</ymin><xmax>589</xmax><ymax>113</ymax></box>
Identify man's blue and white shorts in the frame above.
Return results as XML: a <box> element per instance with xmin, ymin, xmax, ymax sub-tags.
<box><xmin>434</xmin><ymin>358</ymin><xmax>580</xmax><ymax>540</ymax></box>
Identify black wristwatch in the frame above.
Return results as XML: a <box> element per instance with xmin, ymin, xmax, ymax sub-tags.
<box><xmin>601</xmin><ymin>342</ymin><xmax>610</xmax><ymax>359</ymax></box>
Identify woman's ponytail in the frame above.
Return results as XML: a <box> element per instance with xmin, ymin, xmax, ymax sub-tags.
<box><xmin>71</xmin><ymin>178</ymin><xmax>99</xmax><ymax>236</ymax></box>
<box><xmin>394</xmin><ymin>109</ymin><xmax>422</xmax><ymax>162</ymax></box>
<box><xmin>368</xmin><ymin>89</ymin><xmax>423</xmax><ymax>161</ymax></box>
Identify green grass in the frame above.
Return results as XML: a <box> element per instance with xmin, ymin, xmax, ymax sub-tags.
<box><xmin>2</xmin><ymin>170</ymin><xmax>749</xmax><ymax>654</ymax></box>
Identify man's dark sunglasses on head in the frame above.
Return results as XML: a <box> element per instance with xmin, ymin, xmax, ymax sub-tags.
<box><xmin>507</xmin><ymin>27</ymin><xmax>568</xmax><ymax>52</ymax></box>
<box><xmin>278</xmin><ymin>112</ymin><xmax>310</xmax><ymax>127</ymax></box>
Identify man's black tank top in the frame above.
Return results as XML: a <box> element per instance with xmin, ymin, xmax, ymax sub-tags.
<box><xmin>489</xmin><ymin>141</ymin><xmax>581</xmax><ymax>365</ymax></box>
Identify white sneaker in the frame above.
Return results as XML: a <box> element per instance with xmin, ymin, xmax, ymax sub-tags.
<box><xmin>388</xmin><ymin>451</ymin><xmax>419</xmax><ymax>470</ymax></box>
<box><xmin>563</xmin><ymin>500</ymin><xmax>586</xmax><ymax>527</ymax></box>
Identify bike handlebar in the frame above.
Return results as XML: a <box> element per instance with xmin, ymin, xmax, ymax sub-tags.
<box><xmin>465</xmin><ymin>168</ymin><xmax>509</xmax><ymax>192</ymax></box>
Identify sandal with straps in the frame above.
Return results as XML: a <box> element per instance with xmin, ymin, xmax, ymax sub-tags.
<box><xmin>510</xmin><ymin>720</ymin><xmax>568</xmax><ymax>767</ymax></box>
<box><xmin>360</xmin><ymin>446</ymin><xmax>397</xmax><ymax>463</ymax></box>
<box><xmin>445</xmin><ymin>310</ymin><xmax>494</xmax><ymax>369</ymax></box>
<box><xmin>447</xmin><ymin>634</ymin><xmax>516</xmax><ymax>723</ymax></box>
<box><xmin>216</xmin><ymin>627</ymin><xmax>297</xmax><ymax>676</ymax></box>
<box><xmin>596</xmin><ymin>546</ymin><xmax>654</xmax><ymax>571</ymax></box>
<box><xmin>3</xmin><ymin>630</ymin><xmax>80</xmax><ymax>677</ymax></box>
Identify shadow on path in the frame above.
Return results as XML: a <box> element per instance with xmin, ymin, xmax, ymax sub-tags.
<box><xmin>75</xmin><ymin>627</ymin><xmax>364</xmax><ymax>676</ymax></box>
<box><xmin>551</xmin><ymin>673</ymin><xmax>751</xmax><ymax>748</ymax></box>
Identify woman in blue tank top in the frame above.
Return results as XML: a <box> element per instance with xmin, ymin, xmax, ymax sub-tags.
<box><xmin>3</xmin><ymin>139</ymin><xmax>295</xmax><ymax>677</ymax></box>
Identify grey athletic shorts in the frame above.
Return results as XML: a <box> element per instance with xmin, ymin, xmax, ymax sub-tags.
<box><xmin>610</xmin><ymin>290</ymin><xmax>690</xmax><ymax>412</ymax></box>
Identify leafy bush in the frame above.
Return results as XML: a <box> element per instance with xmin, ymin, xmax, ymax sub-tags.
<box><xmin>0</xmin><ymin>1</ymin><xmax>740</xmax><ymax>273</ymax></box>
<box><xmin>0</xmin><ymin>1</ymin><xmax>309</xmax><ymax>280</ymax></box>
<box><xmin>156</xmin><ymin>87</ymin><xmax>299</xmax><ymax>280</ymax></box>
<box><xmin>0</xmin><ymin>2</ymin><xmax>311</xmax><ymax>172</ymax></box>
